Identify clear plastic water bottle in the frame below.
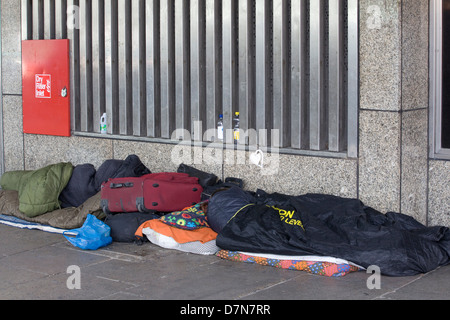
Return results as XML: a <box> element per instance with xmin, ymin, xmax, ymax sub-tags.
<box><xmin>217</xmin><ymin>114</ymin><xmax>224</xmax><ymax>141</ymax></box>
<box><xmin>100</xmin><ymin>113</ymin><xmax>107</xmax><ymax>134</ymax></box>
<box><xmin>233</xmin><ymin>112</ymin><xmax>240</xmax><ymax>144</ymax></box>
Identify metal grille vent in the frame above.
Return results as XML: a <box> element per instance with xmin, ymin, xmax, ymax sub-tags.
<box><xmin>22</xmin><ymin>0</ymin><xmax>358</xmax><ymax>157</ymax></box>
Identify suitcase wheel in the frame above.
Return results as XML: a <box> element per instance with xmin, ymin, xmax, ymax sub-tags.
<box><xmin>100</xmin><ymin>199</ymin><xmax>111</xmax><ymax>214</ymax></box>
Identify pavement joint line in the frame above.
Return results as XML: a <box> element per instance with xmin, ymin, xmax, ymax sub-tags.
<box><xmin>52</xmin><ymin>241</ymin><xmax>145</xmax><ymax>263</ymax></box>
<box><xmin>234</xmin><ymin>275</ymin><xmax>304</xmax><ymax>300</ymax></box>
<box><xmin>372</xmin><ymin>273</ymin><xmax>428</xmax><ymax>300</ymax></box>
<box><xmin>95</xmin><ymin>275</ymin><xmax>140</xmax><ymax>288</ymax></box>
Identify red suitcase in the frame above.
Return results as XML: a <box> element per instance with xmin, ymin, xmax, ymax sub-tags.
<box><xmin>137</xmin><ymin>173</ymin><xmax>203</xmax><ymax>213</ymax></box>
<box><xmin>100</xmin><ymin>176</ymin><xmax>145</xmax><ymax>214</ymax></box>
<box><xmin>101</xmin><ymin>173</ymin><xmax>203</xmax><ymax>214</ymax></box>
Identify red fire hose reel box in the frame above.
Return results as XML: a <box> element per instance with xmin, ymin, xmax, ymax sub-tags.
<box><xmin>22</xmin><ymin>39</ymin><xmax>71</xmax><ymax>137</ymax></box>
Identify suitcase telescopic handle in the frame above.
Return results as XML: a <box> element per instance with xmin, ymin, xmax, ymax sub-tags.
<box><xmin>110</xmin><ymin>182</ymin><xmax>134</xmax><ymax>189</ymax></box>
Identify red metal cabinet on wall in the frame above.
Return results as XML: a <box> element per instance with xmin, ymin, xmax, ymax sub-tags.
<box><xmin>22</xmin><ymin>39</ymin><xmax>71</xmax><ymax>137</ymax></box>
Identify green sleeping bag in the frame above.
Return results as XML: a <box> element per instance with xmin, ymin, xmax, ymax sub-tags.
<box><xmin>0</xmin><ymin>163</ymin><xmax>73</xmax><ymax>218</ymax></box>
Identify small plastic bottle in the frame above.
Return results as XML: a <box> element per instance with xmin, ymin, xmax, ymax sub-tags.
<box><xmin>233</xmin><ymin>112</ymin><xmax>240</xmax><ymax>144</ymax></box>
<box><xmin>100</xmin><ymin>113</ymin><xmax>107</xmax><ymax>134</ymax></box>
<box><xmin>217</xmin><ymin>114</ymin><xmax>224</xmax><ymax>141</ymax></box>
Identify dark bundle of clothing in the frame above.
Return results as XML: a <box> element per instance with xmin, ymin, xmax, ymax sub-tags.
<box><xmin>59</xmin><ymin>155</ymin><xmax>151</xmax><ymax>208</ymax></box>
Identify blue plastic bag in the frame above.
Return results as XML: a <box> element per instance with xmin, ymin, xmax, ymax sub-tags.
<box><xmin>64</xmin><ymin>214</ymin><xmax>112</xmax><ymax>250</ymax></box>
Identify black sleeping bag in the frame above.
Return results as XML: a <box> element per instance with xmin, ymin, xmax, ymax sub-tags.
<box><xmin>207</xmin><ymin>186</ymin><xmax>256</xmax><ymax>233</ymax></box>
<box><xmin>58</xmin><ymin>164</ymin><xmax>97</xmax><ymax>208</ymax></box>
<box><xmin>215</xmin><ymin>190</ymin><xmax>450</xmax><ymax>277</ymax></box>
<box><xmin>94</xmin><ymin>154</ymin><xmax>151</xmax><ymax>187</ymax></box>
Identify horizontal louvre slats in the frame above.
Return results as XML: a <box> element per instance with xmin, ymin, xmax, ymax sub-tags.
<box><xmin>22</xmin><ymin>0</ymin><xmax>358</xmax><ymax>155</ymax></box>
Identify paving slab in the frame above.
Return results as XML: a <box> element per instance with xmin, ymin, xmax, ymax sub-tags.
<box><xmin>0</xmin><ymin>224</ymin><xmax>449</xmax><ymax>304</ymax></box>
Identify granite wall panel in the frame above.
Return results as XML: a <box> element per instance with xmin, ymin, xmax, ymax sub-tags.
<box><xmin>401</xmin><ymin>109</ymin><xmax>428</xmax><ymax>224</ymax></box>
<box><xmin>2</xmin><ymin>95</ymin><xmax>24</xmax><ymax>171</ymax></box>
<box><xmin>359</xmin><ymin>110</ymin><xmax>402</xmax><ymax>214</ymax></box>
<box><xmin>23</xmin><ymin>135</ymin><xmax>113</xmax><ymax>170</ymax></box>
<box><xmin>428</xmin><ymin>161</ymin><xmax>450</xmax><ymax>227</ymax></box>
<box><xmin>223</xmin><ymin>149</ymin><xmax>358</xmax><ymax>199</ymax></box>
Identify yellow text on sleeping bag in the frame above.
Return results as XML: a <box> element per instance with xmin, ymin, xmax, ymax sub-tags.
<box><xmin>267</xmin><ymin>205</ymin><xmax>305</xmax><ymax>230</ymax></box>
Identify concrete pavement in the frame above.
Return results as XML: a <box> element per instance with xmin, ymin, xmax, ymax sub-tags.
<box><xmin>1</xmin><ymin>223</ymin><xmax>449</xmax><ymax>303</ymax></box>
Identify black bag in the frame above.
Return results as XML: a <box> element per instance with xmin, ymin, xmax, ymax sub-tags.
<box><xmin>104</xmin><ymin>212</ymin><xmax>160</xmax><ymax>243</ymax></box>
<box><xmin>177</xmin><ymin>164</ymin><xmax>218</xmax><ymax>189</ymax></box>
<box><xmin>95</xmin><ymin>154</ymin><xmax>151</xmax><ymax>188</ymax></box>
<box><xmin>201</xmin><ymin>177</ymin><xmax>244</xmax><ymax>201</ymax></box>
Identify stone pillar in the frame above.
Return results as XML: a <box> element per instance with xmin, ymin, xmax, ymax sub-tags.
<box><xmin>400</xmin><ymin>0</ymin><xmax>429</xmax><ymax>224</ymax></box>
<box><xmin>359</xmin><ymin>0</ymin><xmax>429</xmax><ymax>224</ymax></box>
<box><xmin>1</xmin><ymin>0</ymin><xmax>24</xmax><ymax>171</ymax></box>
